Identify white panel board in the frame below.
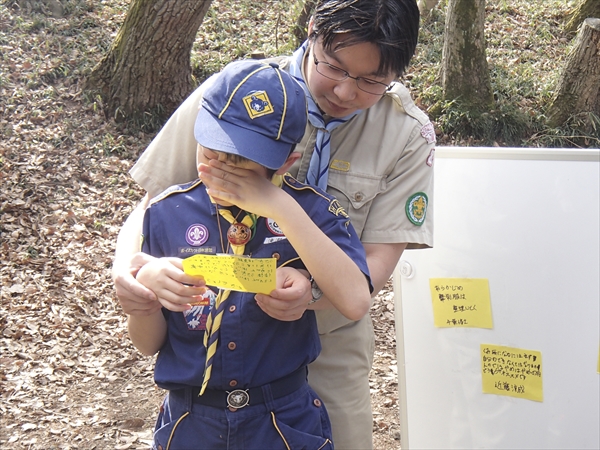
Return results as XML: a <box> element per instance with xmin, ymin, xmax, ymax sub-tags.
<box><xmin>394</xmin><ymin>148</ymin><xmax>600</xmax><ymax>449</ymax></box>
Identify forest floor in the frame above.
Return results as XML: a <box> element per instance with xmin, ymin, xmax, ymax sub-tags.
<box><xmin>0</xmin><ymin>0</ymin><xmax>581</xmax><ymax>448</ymax></box>
<box><xmin>1</xmin><ymin>1</ymin><xmax>403</xmax><ymax>448</ymax></box>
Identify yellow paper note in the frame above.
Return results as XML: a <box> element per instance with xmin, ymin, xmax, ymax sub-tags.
<box><xmin>429</xmin><ymin>278</ymin><xmax>493</xmax><ymax>328</ymax></box>
<box><xmin>182</xmin><ymin>254</ymin><xmax>276</xmax><ymax>294</ymax></box>
<box><xmin>481</xmin><ymin>344</ymin><xmax>543</xmax><ymax>402</ymax></box>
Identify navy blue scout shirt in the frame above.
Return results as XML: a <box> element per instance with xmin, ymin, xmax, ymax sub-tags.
<box><xmin>142</xmin><ymin>173</ymin><xmax>371</xmax><ymax>391</ymax></box>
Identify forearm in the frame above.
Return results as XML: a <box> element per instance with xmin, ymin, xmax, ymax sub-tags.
<box><xmin>127</xmin><ymin>310</ymin><xmax>167</xmax><ymax>356</ymax></box>
<box><xmin>307</xmin><ymin>243</ymin><xmax>407</xmax><ymax>312</ymax></box>
<box><xmin>274</xmin><ymin>198</ymin><xmax>371</xmax><ymax>321</ymax></box>
<box><xmin>364</xmin><ymin>242</ymin><xmax>407</xmax><ymax>295</ymax></box>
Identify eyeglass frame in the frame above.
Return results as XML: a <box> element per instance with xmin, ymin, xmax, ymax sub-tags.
<box><xmin>311</xmin><ymin>47</ymin><xmax>394</xmax><ymax>96</ymax></box>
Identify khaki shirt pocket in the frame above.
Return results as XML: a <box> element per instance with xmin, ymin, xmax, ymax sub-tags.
<box><xmin>326</xmin><ymin>171</ymin><xmax>386</xmax><ymax>239</ymax></box>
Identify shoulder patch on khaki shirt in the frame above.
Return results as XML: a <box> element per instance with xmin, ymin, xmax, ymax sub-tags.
<box><xmin>405</xmin><ymin>192</ymin><xmax>428</xmax><ymax>226</ymax></box>
<box><xmin>420</xmin><ymin>121</ymin><xmax>437</xmax><ymax>144</ymax></box>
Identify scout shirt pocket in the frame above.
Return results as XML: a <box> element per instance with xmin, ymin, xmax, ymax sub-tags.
<box><xmin>326</xmin><ymin>170</ymin><xmax>386</xmax><ymax>240</ymax></box>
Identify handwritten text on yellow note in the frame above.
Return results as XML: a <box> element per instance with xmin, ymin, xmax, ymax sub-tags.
<box><xmin>429</xmin><ymin>278</ymin><xmax>493</xmax><ymax>328</ymax></box>
<box><xmin>182</xmin><ymin>254</ymin><xmax>276</xmax><ymax>294</ymax></box>
<box><xmin>481</xmin><ymin>344</ymin><xmax>543</xmax><ymax>402</ymax></box>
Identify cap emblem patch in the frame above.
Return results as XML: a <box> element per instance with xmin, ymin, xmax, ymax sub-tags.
<box><xmin>405</xmin><ymin>192</ymin><xmax>428</xmax><ymax>226</ymax></box>
<box><xmin>243</xmin><ymin>91</ymin><xmax>274</xmax><ymax>119</ymax></box>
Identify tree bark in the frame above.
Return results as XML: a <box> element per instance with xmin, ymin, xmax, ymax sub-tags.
<box><xmin>565</xmin><ymin>0</ymin><xmax>600</xmax><ymax>34</ymax></box>
<box><xmin>85</xmin><ymin>0</ymin><xmax>212</xmax><ymax>124</ymax></box>
<box><xmin>547</xmin><ymin>18</ymin><xmax>600</xmax><ymax>128</ymax></box>
<box><xmin>292</xmin><ymin>0</ymin><xmax>317</xmax><ymax>45</ymax></box>
<box><xmin>439</xmin><ymin>0</ymin><xmax>493</xmax><ymax>110</ymax></box>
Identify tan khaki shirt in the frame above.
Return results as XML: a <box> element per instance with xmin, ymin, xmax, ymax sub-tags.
<box><xmin>130</xmin><ymin>57</ymin><xmax>435</xmax><ymax>249</ymax></box>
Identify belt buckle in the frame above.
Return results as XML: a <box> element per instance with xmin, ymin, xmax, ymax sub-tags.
<box><xmin>227</xmin><ymin>389</ymin><xmax>249</xmax><ymax>409</ymax></box>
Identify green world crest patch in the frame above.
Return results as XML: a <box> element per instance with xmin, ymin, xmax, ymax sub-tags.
<box><xmin>405</xmin><ymin>192</ymin><xmax>428</xmax><ymax>226</ymax></box>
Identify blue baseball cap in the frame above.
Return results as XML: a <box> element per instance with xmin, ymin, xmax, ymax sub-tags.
<box><xmin>195</xmin><ymin>60</ymin><xmax>308</xmax><ymax>170</ymax></box>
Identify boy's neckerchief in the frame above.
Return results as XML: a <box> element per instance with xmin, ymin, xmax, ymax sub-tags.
<box><xmin>287</xmin><ymin>41</ymin><xmax>361</xmax><ymax>190</ymax></box>
<box><xmin>200</xmin><ymin>175</ymin><xmax>282</xmax><ymax>395</ymax></box>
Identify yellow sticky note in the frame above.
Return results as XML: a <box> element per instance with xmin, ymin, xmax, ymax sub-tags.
<box><xmin>429</xmin><ymin>278</ymin><xmax>493</xmax><ymax>328</ymax></box>
<box><xmin>481</xmin><ymin>344</ymin><xmax>543</xmax><ymax>402</ymax></box>
<box><xmin>182</xmin><ymin>254</ymin><xmax>276</xmax><ymax>294</ymax></box>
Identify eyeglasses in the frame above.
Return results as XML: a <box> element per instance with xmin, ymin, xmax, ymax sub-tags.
<box><xmin>312</xmin><ymin>49</ymin><xmax>392</xmax><ymax>96</ymax></box>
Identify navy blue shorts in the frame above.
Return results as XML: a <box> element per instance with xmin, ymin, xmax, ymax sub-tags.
<box><xmin>152</xmin><ymin>382</ymin><xmax>334</xmax><ymax>449</ymax></box>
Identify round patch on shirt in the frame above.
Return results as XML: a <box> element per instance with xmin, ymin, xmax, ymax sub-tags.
<box><xmin>265</xmin><ymin>218</ymin><xmax>284</xmax><ymax>236</ymax></box>
<box><xmin>405</xmin><ymin>192</ymin><xmax>428</xmax><ymax>226</ymax></box>
<box><xmin>185</xmin><ymin>224</ymin><xmax>209</xmax><ymax>246</ymax></box>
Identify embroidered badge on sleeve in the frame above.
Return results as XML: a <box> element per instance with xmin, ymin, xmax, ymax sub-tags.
<box><xmin>405</xmin><ymin>192</ymin><xmax>428</xmax><ymax>226</ymax></box>
<box><xmin>426</xmin><ymin>148</ymin><xmax>435</xmax><ymax>167</ymax></box>
<box><xmin>420</xmin><ymin>121</ymin><xmax>436</xmax><ymax>144</ymax></box>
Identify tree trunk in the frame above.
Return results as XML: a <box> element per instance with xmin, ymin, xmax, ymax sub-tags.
<box><xmin>85</xmin><ymin>0</ymin><xmax>212</xmax><ymax>124</ymax></box>
<box><xmin>565</xmin><ymin>0</ymin><xmax>600</xmax><ymax>34</ymax></box>
<box><xmin>439</xmin><ymin>0</ymin><xmax>493</xmax><ymax>110</ymax></box>
<box><xmin>292</xmin><ymin>0</ymin><xmax>317</xmax><ymax>45</ymax></box>
<box><xmin>547</xmin><ymin>18</ymin><xmax>600</xmax><ymax>128</ymax></box>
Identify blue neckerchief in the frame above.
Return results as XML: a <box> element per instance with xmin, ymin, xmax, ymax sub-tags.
<box><xmin>287</xmin><ymin>41</ymin><xmax>361</xmax><ymax>189</ymax></box>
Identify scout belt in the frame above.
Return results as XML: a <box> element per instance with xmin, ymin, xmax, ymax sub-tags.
<box><xmin>191</xmin><ymin>366</ymin><xmax>307</xmax><ymax>409</ymax></box>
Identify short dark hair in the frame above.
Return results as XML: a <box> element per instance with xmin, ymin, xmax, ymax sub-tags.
<box><xmin>309</xmin><ymin>0</ymin><xmax>420</xmax><ymax>77</ymax></box>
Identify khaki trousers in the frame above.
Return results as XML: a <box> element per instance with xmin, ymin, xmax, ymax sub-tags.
<box><xmin>308</xmin><ymin>309</ymin><xmax>375</xmax><ymax>450</ymax></box>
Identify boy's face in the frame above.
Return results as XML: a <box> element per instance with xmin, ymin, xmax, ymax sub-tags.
<box><xmin>304</xmin><ymin>35</ymin><xmax>395</xmax><ymax>118</ymax></box>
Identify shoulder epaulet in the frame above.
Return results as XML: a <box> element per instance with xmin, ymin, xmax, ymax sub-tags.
<box><xmin>385</xmin><ymin>82</ymin><xmax>430</xmax><ymax>126</ymax></box>
<box><xmin>149</xmin><ymin>179</ymin><xmax>203</xmax><ymax>206</ymax></box>
<box><xmin>385</xmin><ymin>82</ymin><xmax>436</xmax><ymax>144</ymax></box>
<box><xmin>282</xmin><ymin>172</ymin><xmax>304</xmax><ymax>189</ymax></box>
<box><xmin>282</xmin><ymin>173</ymin><xmax>330</xmax><ymax>199</ymax></box>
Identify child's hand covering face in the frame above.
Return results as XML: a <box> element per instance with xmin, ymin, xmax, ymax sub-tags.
<box><xmin>198</xmin><ymin>159</ymin><xmax>285</xmax><ymax>217</ymax></box>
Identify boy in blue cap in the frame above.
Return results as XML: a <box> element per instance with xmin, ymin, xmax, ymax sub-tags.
<box><xmin>127</xmin><ymin>60</ymin><xmax>372</xmax><ymax>449</ymax></box>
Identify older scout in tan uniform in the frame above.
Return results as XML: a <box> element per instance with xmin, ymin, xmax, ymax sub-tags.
<box><xmin>112</xmin><ymin>1</ymin><xmax>435</xmax><ymax>448</ymax></box>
